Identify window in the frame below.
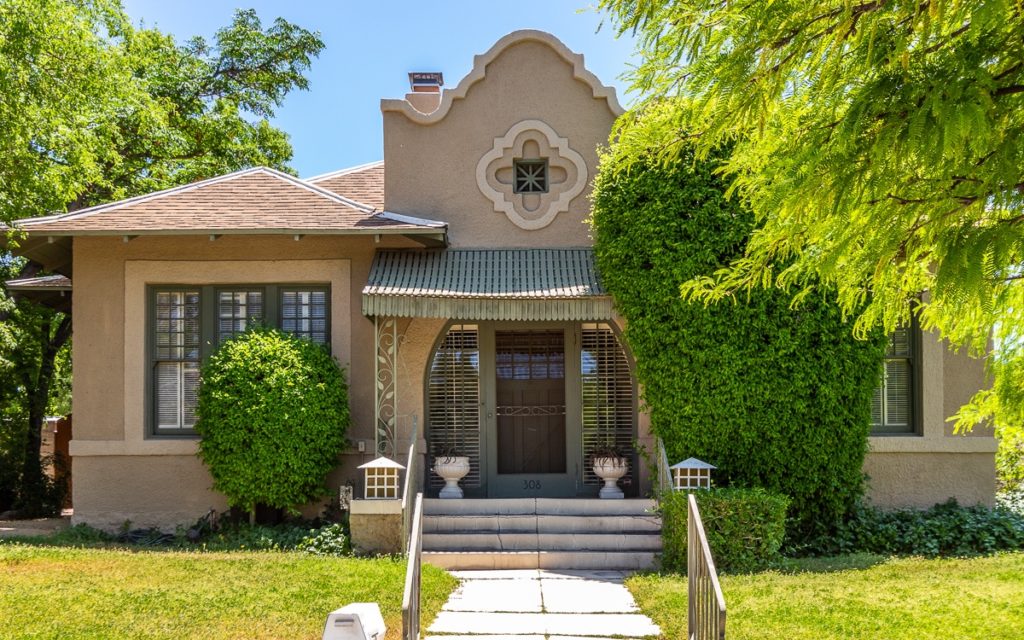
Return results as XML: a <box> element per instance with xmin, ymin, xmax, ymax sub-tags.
<box><xmin>149</xmin><ymin>284</ymin><xmax>330</xmax><ymax>436</ymax></box>
<box><xmin>513</xmin><ymin>159</ymin><xmax>548</xmax><ymax>193</ymax></box>
<box><xmin>280</xmin><ymin>289</ymin><xmax>329</xmax><ymax>343</ymax></box>
<box><xmin>217</xmin><ymin>289</ymin><xmax>263</xmax><ymax>343</ymax></box>
<box><xmin>153</xmin><ymin>290</ymin><xmax>200</xmax><ymax>433</ymax></box>
<box><xmin>871</xmin><ymin>326</ymin><xmax>917</xmax><ymax>434</ymax></box>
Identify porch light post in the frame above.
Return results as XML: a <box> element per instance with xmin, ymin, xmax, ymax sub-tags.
<box><xmin>670</xmin><ymin>457</ymin><xmax>715</xmax><ymax>491</ymax></box>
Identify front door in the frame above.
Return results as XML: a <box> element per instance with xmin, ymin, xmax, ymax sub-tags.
<box><xmin>485</xmin><ymin>327</ymin><xmax>579</xmax><ymax>497</ymax></box>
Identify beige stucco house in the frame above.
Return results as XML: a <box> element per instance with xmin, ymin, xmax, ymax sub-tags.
<box><xmin>8</xmin><ymin>30</ymin><xmax>996</xmax><ymax>532</ymax></box>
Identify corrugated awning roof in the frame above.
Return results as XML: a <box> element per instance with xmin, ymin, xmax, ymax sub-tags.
<box><xmin>363</xmin><ymin>248</ymin><xmax>614</xmax><ymax>320</ymax></box>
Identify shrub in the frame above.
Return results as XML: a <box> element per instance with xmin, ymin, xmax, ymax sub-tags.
<box><xmin>659</xmin><ymin>488</ymin><xmax>790</xmax><ymax>573</ymax></box>
<box><xmin>997</xmin><ymin>489</ymin><xmax>1024</xmax><ymax>516</ymax></box>
<box><xmin>195</xmin><ymin>328</ymin><xmax>350</xmax><ymax>517</ymax></box>
<box><xmin>296</xmin><ymin>523</ymin><xmax>349</xmax><ymax>557</ymax></box>
<box><xmin>801</xmin><ymin>499</ymin><xmax>1024</xmax><ymax>557</ymax></box>
<box><xmin>591</xmin><ymin>146</ymin><xmax>887</xmax><ymax>542</ymax></box>
<box><xmin>194</xmin><ymin>522</ymin><xmax>316</xmax><ymax>552</ymax></box>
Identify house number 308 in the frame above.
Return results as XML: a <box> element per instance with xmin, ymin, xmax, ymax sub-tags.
<box><xmin>522</xmin><ymin>480</ymin><xmax>542</xmax><ymax>490</ymax></box>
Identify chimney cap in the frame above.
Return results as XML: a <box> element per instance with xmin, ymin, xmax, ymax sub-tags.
<box><xmin>408</xmin><ymin>72</ymin><xmax>444</xmax><ymax>92</ymax></box>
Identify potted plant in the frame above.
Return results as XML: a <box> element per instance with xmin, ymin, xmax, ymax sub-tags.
<box><xmin>433</xmin><ymin>445</ymin><xmax>470</xmax><ymax>499</ymax></box>
<box><xmin>591</xmin><ymin>442</ymin><xmax>628</xmax><ymax>499</ymax></box>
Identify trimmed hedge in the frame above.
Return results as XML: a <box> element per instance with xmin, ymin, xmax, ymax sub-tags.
<box><xmin>804</xmin><ymin>499</ymin><xmax>1024</xmax><ymax>557</ymax></box>
<box><xmin>591</xmin><ymin>146</ymin><xmax>888</xmax><ymax>542</ymax></box>
<box><xmin>196</xmin><ymin>328</ymin><xmax>350</xmax><ymax>516</ymax></box>
<box><xmin>659</xmin><ymin>488</ymin><xmax>790</xmax><ymax>573</ymax></box>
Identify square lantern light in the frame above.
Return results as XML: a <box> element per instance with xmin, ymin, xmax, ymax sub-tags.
<box><xmin>357</xmin><ymin>457</ymin><xmax>405</xmax><ymax>499</ymax></box>
<box><xmin>670</xmin><ymin>457</ymin><xmax>715</xmax><ymax>491</ymax></box>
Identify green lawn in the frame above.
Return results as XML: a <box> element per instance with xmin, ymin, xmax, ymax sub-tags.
<box><xmin>0</xmin><ymin>543</ymin><xmax>457</xmax><ymax>640</ymax></box>
<box><xmin>628</xmin><ymin>552</ymin><xmax>1024</xmax><ymax>640</ymax></box>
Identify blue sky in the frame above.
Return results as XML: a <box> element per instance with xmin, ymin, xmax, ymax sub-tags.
<box><xmin>120</xmin><ymin>0</ymin><xmax>638</xmax><ymax>178</ymax></box>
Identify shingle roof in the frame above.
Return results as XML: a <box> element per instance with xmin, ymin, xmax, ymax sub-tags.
<box><xmin>15</xmin><ymin>166</ymin><xmax>439</xmax><ymax>235</ymax></box>
<box><xmin>4</xmin><ymin>274</ymin><xmax>72</xmax><ymax>312</ymax></box>
<box><xmin>4</xmin><ymin>275</ymin><xmax>72</xmax><ymax>290</ymax></box>
<box><xmin>308</xmin><ymin>161</ymin><xmax>385</xmax><ymax>210</ymax></box>
<box><xmin>363</xmin><ymin>248</ymin><xmax>613</xmax><ymax>320</ymax></box>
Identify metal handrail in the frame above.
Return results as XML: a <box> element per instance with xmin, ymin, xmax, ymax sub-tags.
<box><xmin>688</xmin><ymin>493</ymin><xmax>726</xmax><ymax>640</ymax></box>
<box><xmin>401</xmin><ymin>493</ymin><xmax>424</xmax><ymax>640</ymax></box>
<box><xmin>656</xmin><ymin>436</ymin><xmax>673</xmax><ymax>494</ymax></box>
<box><xmin>401</xmin><ymin>439</ymin><xmax>417</xmax><ymax>550</ymax></box>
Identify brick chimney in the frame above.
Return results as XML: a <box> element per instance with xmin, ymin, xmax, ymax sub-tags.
<box><xmin>406</xmin><ymin>72</ymin><xmax>443</xmax><ymax>114</ymax></box>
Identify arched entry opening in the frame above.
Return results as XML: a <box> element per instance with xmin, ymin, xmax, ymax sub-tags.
<box><xmin>425</xmin><ymin>321</ymin><xmax>637</xmax><ymax>498</ymax></box>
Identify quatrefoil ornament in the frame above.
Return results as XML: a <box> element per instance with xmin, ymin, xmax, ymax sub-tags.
<box><xmin>476</xmin><ymin>120</ymin><xmax>588</xmax><ymax>230</ymax></box>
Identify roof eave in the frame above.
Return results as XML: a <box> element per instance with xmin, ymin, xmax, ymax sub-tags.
<box><xmin>13</xmin><ymin>226</ymin><xmax>447</xmax><ymax>238</ymax></box>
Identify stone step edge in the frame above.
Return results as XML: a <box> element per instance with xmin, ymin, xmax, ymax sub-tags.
<box><xmin>422</xmin><ymin>550</ymin><xmax>658</xmax><ymax>570</ymax></box>
<box><xmin>422</xmin><ymin>529</ymin><xmax>663</xmax><ymax>534</ymax></box>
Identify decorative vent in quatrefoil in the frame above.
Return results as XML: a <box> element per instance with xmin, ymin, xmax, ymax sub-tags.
<box><xmin>476</xmin><ymin>120</ymin><xmax>588</xmax><ymax>230</ymax></box>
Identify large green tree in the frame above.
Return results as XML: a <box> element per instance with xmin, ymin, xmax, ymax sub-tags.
<box><xmin>0</xmin><ymin>0</ymin><xmax>323</xmax><ymax>515</ymax></box>
<box><xmin>597</xmin><ymin>1</ymin><xmax>1024</xmax><ymax>433</ymax></box>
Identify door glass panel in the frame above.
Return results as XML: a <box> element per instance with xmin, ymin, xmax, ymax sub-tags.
<box><xmin>495</xmin><ymin>330</ymin><xmax>566</xmax><ymax>474</ymax></box>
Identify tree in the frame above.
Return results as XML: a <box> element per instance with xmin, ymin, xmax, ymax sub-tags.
<box><xmin>0</xmin><ymin>0</ymin><xmax>324</xmax><ymax>515</ymax></box>
<box><xmin>590</xmin><ymin>143</ymin><xmax>887</xmax><ymax>541</ymax></box>
<box><xmin>195</xmin><ymin>328</ymin><xmax>350</xmax><ymax>521</ymax></box>
<box><xmin>597</xmin><ymin>1</ymin><xmax>1024</xmax><ymax>429</ymax></box>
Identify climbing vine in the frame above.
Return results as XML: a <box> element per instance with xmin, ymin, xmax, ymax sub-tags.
<box><xmin>591</xmin><ymin>143</ymin><xmax>888</xmax><ymax>541</ymax></box>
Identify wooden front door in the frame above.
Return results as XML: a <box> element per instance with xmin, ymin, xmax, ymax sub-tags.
<box><xmin>486</xmin><ymin>327</ymin><xmax>578</xmax><ymax>497</ymax></box>
<box><xmin>495</xmin><ymin>330</ymin><xmax>567</xmax><ymax>474</ymax></box>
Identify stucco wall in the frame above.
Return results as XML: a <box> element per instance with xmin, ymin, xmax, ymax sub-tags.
<box><xmin>382</xmin><ymin>35</ymin><xmax>618</xmax><ymax>248</ymax></box>
<box><xmin>69</xmin><ymin>234</ymin><xmax>417</xmax><ymax>530</ymax></box>
<box><xmin>865</xmin><ymin>329</ymin><xmax>996</xmax><ymax>508</ymax></box>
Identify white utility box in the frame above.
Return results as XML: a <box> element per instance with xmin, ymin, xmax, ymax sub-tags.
<box><xmin>321</xmin><ymin>602</ymin><xmax>386</xmax><ymax>640</ymax></box>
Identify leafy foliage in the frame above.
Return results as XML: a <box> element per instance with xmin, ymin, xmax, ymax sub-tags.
<box><xmin>0</xmin><ymin>259</ymin><xmax>70</xmax><ymax>516</ymax></box>
<box><xmin>0</xmin><ymin>0</ymin><xmax>323</xmax><ymax>516</ymax></box>
<box><xmin>997</xmin><ymin>488</ymin><xmax>1024</xmax><ymax>516</ymax></box>
<box><xmin>195</xmin><ymin>328</ymin><xmax>350</xmax><ymax>516</ymax></box>
<box><xmin>597</xmin><ymin>0</ymin><xmax>1022</xmax><ymax>426</ymax></box>
<box><xmin>802</xmin><ymin>499</ymin><xmax>1024</xmax><ymax>557</ymax></box>
<box><xmin>296</xmin><ymin>523</ymin><xmax>349</xmax><ymax>557</ymax></box>
<box><xmin>591</xmin><ymin>146</ymin><xmax>888</xmax><ymax>540</ymax></box>
<box><xmin>0</xmin><ymin>0</ymin><xmax>323</xmax><ymax>222</ymax></box>
<box><xmin>658</xmin><ymin>488</ymin><xmax>789</xmax><ymax>573</ymax></box>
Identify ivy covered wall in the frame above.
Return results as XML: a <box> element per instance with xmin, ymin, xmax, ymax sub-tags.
<box><xmin>591</xmin><ymin>145</ymin><xmax>888</xmax><ymax>540</ymax></box>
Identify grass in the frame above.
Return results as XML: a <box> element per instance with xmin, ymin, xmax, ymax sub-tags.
<box><xmin>627</xmin><ymin>552</ymin><xmax>1024</xmax><ymax>639</ymax></box>
<box><xmin>0</xmin><ymin>543</ymin><xmax>457</xmax><ymax>640</ymax></box>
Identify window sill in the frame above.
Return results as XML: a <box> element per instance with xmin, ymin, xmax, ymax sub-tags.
<box><xmin>868</xmin><ymin>435</ymin><xmax>997</xmax><ymax>454</ymax></box>
<box><xmin>69</xmin><ymin>439</ymin><xmax>200</xmax><ymax>457</ymax></box>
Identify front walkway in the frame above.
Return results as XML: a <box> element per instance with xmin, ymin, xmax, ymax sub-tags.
<box><xmin>426</xmin><ymin>569</ymin><xmax>661</xmax><ymax>640</ymax></box>
<box><xmin>0</xmin><ymin>515</ymin><xmax>69</xmax><ymax>539</ymax></box>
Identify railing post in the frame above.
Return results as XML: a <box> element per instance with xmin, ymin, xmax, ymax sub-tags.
<box><xmin>401</xmin><ymin>492</ymin><xmax>424</xmax><ymax>640</ymax></box>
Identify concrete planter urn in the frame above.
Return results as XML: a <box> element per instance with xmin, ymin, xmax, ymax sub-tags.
<box><xmin>592</xmin><ymin>457</ymin><xmax>628</xmax><ymax>499</ymax></box>
<box><xmin>434</xmin><ymin>456</ymin><xmax>471</xmax><ymax>499</ymax></box>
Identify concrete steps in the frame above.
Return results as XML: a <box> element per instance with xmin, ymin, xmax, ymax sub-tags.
<box><xmin>421</xmin><ymin>498</ymin><xmax>661</xmax><ymax>570</ymax></box>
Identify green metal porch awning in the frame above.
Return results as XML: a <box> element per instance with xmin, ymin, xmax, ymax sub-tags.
<box><xmin>362</xmin><ymin>248</ymin><xmax>614</xmax><ymax>320</ymax></box>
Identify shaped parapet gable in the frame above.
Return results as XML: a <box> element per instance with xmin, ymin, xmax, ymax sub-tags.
<box><xmin>381</xmin><ymin>30</ymin><xmax>622</xmax><ymax>248</ymax></box>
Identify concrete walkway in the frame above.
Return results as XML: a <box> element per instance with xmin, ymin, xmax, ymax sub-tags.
<box><xmin>426</xmin><ymin>570</ymin><xmax>661</xmax><ymax>640</ymax></box>
<box><xmin>0</xmin><ymin>516</ymin><xmax>69</xmax><ymax>539</ymax></box>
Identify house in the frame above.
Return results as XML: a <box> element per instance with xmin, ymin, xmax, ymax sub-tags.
<box><xmin>7</xmin><ymin>30</ymin><xmax>996</xmax><ymax>532</ymax></box>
